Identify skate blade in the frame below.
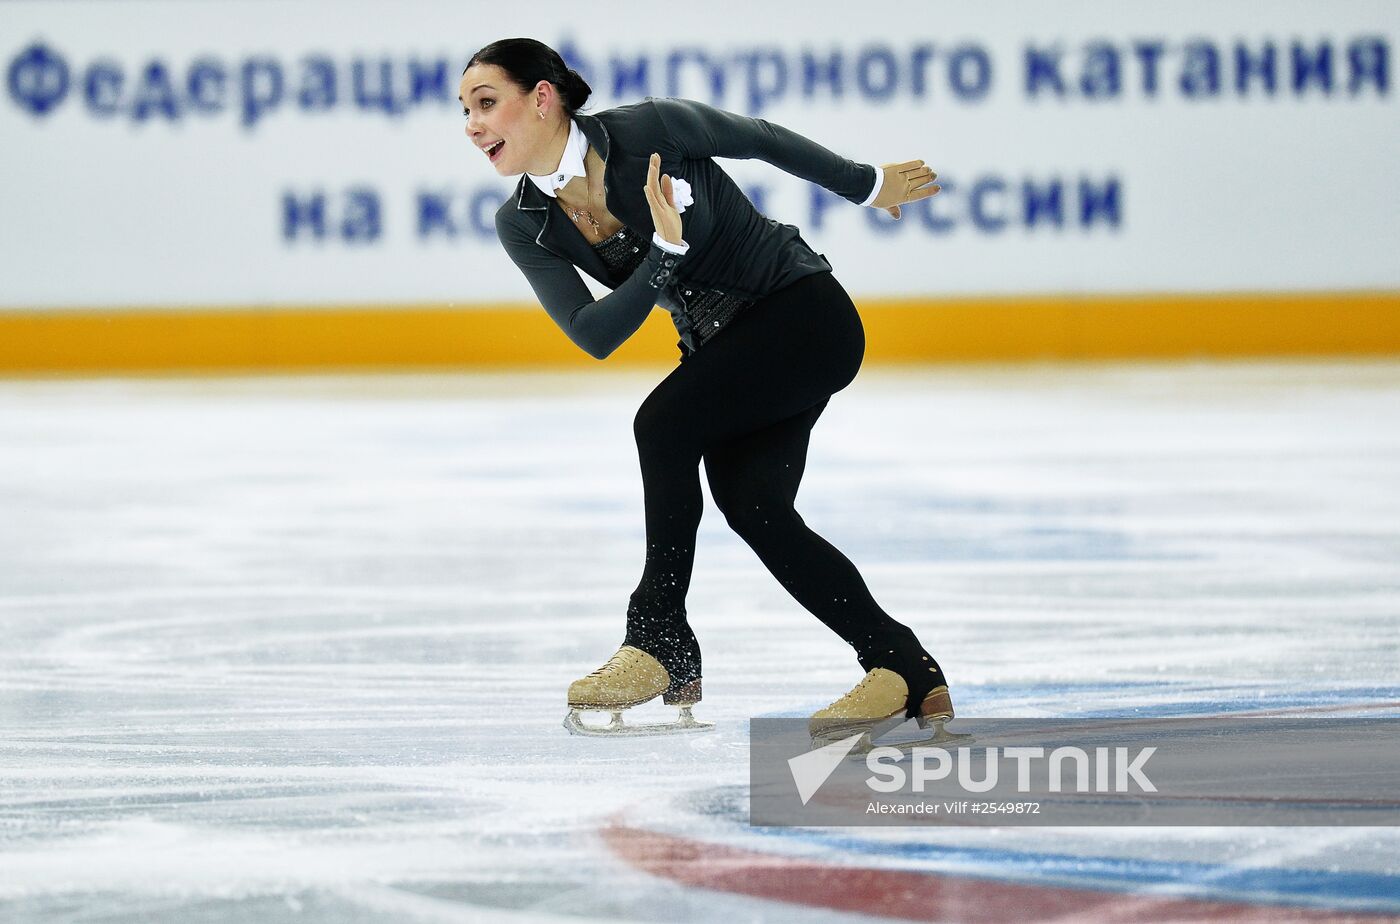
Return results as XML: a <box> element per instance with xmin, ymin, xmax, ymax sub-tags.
<box><xmin>809</xmin><ymin>712</ymin><xmax>906</xmax><ymax>750</ymax></box>
<box><xmin>812</xmin><ymin>719</ymin><xmax>974</xmax><ymax>756</ymax></box>
<box><xmin>564</xmin><ymin>706</ymin><xmax>715</xmax><ymax>737</ymax></box>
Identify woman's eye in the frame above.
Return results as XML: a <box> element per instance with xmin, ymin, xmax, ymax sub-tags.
<box><xmin>480</xmin><ymin>99</ymin><xmax>493</xmax><ymax>108</ymax></box>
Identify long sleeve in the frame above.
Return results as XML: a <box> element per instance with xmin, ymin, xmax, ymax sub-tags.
<box><xmin>859</xmin><ymin>166</ymin><xmax>885</xmax><ymax>207</ymax></box>
<box><xmin>650</xmin><ymin>97</ymin><xmax>880</xmax><ymax>206</ymax></box>
<box><xmin>495</xmin><ymin>212</ymin><xmax>687</xmax><ymax>360</ymax></box>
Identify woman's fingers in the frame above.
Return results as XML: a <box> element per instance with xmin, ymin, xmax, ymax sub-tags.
<box><xmin>646</xmin><ymin>156</ymin><xmax>666</xmax><ymax>207</ymax></box>
<box><xmin>645</xmin><ymin>153</ymin><xmax>678</xmax><ymax>210</ymax></box>
<box><xmin>644</xmin><ymin>153</ymin><xmax>680</xmax><ymax>212</ymax></box>
<box><xmin>644</xmin><ymin>153</ymin><xmax>684</xmax><ymax>244</ymax></box>
<box><xmin>874</xmin><ymin>159</ymin><xmax>940</xmax><ymax>211</ymax></box>
<box><xmin>882</xmin><ymin>159</ymin><xmax>933</xmax><ymax>177</ymax></box>
<box><xmin>904</xmin><ymin>184</ymin><xmax>942</xmax><ymax>204</ymax></box>
<box><xmin>898</xmin><ymin>163</ymin><xmax>939</xmax><ymax>205</ymax></box>
<box><xmin>903</xmin><ymin>167</ymin><xmax>937</xmax><ymax>188</ymax></box>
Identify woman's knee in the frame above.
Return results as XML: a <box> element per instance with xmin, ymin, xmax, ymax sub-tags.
<box><xmin>633</xmin><ymin>391</ymin><xmax>680</xmax><ymax>451</ymax></box>
<box><xmin>715</xmin><ymin>490</ymin><xmax>800</xmax><ymax>542</ymax></box>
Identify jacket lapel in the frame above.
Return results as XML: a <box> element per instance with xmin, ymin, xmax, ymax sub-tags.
<box><xmin>514</xmin><ymin>177</ymin><xmax>610</xmax><ymax>284</ymax></box>
<box><xmin>512</xmin><ymin>111</ymin><xmax>654</xmax><ymax>286</ymax></box>
<box><xmin>578</xmin><ymin>112</ymin><xmax>655</xmax><ymax>234</ymax></box>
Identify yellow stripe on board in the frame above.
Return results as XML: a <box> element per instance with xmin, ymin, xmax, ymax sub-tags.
<box><xmin>1</xmin><ymin>291</ymin><xmax>1397</xmax><ymax>375</ymax></box>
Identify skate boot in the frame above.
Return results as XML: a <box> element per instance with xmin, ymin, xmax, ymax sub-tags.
<box><xmin>809</xmin><ymin>668</ymin><xmax>969</xmax><ymax>753</ymax></box>
<box><xmin>563</xmin><ymin>645</ymin><xmax>713</xmax><ymax>737</ymax></box>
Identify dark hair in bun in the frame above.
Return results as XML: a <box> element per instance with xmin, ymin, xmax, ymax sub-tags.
<box><xmin>465</xmin><ymin>38</ymin><xmax>592</xmax><ymax>116</ymax></box>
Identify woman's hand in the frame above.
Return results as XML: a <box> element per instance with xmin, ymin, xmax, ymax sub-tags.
<box><xmin>644</xmin><ymin>153</ymin><xmax>684</xmax><ymax>245</ymax></box>
<box><xmin>871</xmin><ymin>159</ymin><xmax>941</xmax><ymax>219</ymax></box>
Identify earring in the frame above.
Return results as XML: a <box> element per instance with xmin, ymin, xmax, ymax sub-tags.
<box><xmin>538</xmin><ymin>111</ymin><xmax>545</xmax><ymax>120</ymax></box>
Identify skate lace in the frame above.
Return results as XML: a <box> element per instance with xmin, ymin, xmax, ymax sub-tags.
<box><xmin>827</xmin><ymin>671</ymin><xmax>878</xmax><ymax>709</ymax></box>
<box><xmin>587</xmin><ymin>650</ymin><xmax>633</xmax><ymax>679</ymax></box>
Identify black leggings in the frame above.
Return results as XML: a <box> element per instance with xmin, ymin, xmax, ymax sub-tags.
<box><xmin>623</xmin><ymin>271</ymin><xmax>947</xmax><ymax>714</ymax></box>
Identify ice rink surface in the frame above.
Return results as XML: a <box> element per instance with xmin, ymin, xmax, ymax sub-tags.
<box><xmin>2</xmin><ymin>359</ymin><xmax>1398</xmax><ymax>922</ymax></box>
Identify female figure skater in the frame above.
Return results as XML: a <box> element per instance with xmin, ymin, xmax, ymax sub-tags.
<box><xmin>460</xmin><ymin>38</ymin><xmax>952</xmax><ymax>743</ymax></box>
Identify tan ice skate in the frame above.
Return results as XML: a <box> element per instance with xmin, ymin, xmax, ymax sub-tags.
<box><xmin>809</xmin><ymin>667</ymin><xmax>970</xmax><ymax>753</ymax></box>
<box><xmin>563</xmin><ymin>645</ymin><xmax>713</xmax><ymax>736</ymax></box>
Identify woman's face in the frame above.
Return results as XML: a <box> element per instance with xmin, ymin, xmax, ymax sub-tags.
<box><xmin>459</xmin><ymin>63</ymin><xmax>554</xmax><ymax>177</ymax></box>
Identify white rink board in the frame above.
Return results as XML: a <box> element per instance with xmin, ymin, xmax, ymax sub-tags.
<box><xmin>1</xmin><ymin>0</ymin><xmax>1398</xmax><ymax>310</ymax></box>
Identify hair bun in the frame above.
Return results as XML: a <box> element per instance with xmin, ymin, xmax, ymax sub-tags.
<box><xmin>563</xmin><ymin>68</ymin><xmax>592</xmax><ymax>111</ymax></box>
<box><xmin>465</xmin><ymin>39</ymin><xmax>592</xmax><ymax>117</ymax></box>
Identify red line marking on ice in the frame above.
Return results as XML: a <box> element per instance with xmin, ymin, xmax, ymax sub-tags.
<box><xmin>601</xmin><ymin>821</ymin><xmax>1398</xmax><ymax>923</ymax></box>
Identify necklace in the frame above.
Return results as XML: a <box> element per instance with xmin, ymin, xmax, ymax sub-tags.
<box><xmin>558</xmin><ymin>154</ymin><xmax>607</xmax><ymax>240</ymax></box>
<box><xmin>565</xmin><ymin>203</ymin><xmax>602</xmax><ymax>240</ymax></box>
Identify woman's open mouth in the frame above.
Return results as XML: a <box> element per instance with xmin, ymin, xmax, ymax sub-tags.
<box><xmin>486</xmin><ymin>140</ymin><xmax>505</xmax><ymax>163</ymax></box>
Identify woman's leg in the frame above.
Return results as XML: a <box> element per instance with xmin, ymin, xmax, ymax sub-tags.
<box><xmin>702</xmin><ymin>398</ymin><xmax>949</xmax><ymax>714</ymax></box>
<box><xmin>623</xmin><ymin>271</ymin><xmax>945</xmax><ymax>712</ymax></box>
<box><xmin>624</xmin><ymin>272</ymin><xmax>864</xmax><ymax>687</ymax></box>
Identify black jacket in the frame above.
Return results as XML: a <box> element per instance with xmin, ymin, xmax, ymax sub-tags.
<box><xmin>493</xmin><ymin>97</ymin><xmax>879</xmax><ymax>359</ymax></box>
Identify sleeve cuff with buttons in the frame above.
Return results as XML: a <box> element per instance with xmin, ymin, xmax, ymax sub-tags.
<box><xmin>645</xmin><ymin>239</ymin><xmax>687</xmax><ymax>289</ymax></box>
<box><xmin>858</xmin><ymin>164</ymin><xmax>884</xmax><ymax>208</ymax></box>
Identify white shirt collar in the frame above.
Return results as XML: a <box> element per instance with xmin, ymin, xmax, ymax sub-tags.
<box><xmin>527</xmin><ymin>119</ymin><xmax>589</xmax><ymax>198</ymax></box>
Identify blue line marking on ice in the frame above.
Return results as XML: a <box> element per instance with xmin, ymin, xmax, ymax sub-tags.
<box><xmin>749</xmin><ymin>827</ymin><xmax>1400</xmax><ymax>913</ymax></box>
<box><xmin>1071</xmin><ymin>686</ymin><xmax>1400</xmax><ymax>718</ymax></box>
<box><xmin>769</xmin><ymin>683</ymin><xmax>1400</xmax><ymax>722</ymax></box>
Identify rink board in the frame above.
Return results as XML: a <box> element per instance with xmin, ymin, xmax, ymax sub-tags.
<box><xmin>2</xmin><ymin>291</ymin><xmax>1399</xmax><ymax>374</ymax></box>
<box><xmin>4</xmin><ymin>0</ymin><xmax>1400</xmax><ymax>372</ymax></box>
